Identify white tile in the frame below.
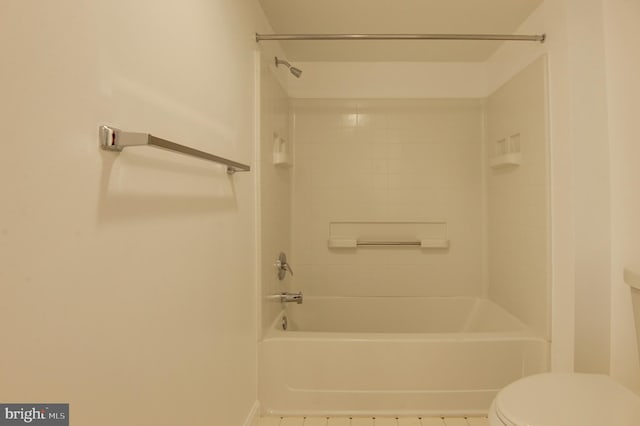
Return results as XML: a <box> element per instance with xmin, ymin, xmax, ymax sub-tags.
<box><xmin>442</xmin><ymin>418</ymin><xmax>468</xmax><ymax>426</ymax></box>
<box><xmin>291</xmin><ymin>98</ymin><xmax>486</xmax><ymax>300</ymax></box>
<box><xmin>258</xmin><ymin>418</ymin><xmax>282</xmax><ymax>426</ymax></box>
<box><xmin>303</xmin><ymin>417</ymin><xmax>328</xmax><ymax>426</ymax></box>
<box><xmin>397</xmin><ymin>418</ymin><xmax>423</xmax><ymax>426</ymax></box>
<box><xmin>327</xmin><ymin>418</ymin><xmax>351</xmax><ymax>426</ymax></box>
<box><xmin>280</xmin><ymin>418</ymin><xmax>306</xmax><ymax>426</ymax></box>
<box><xmin>466</xmin><ymin>418</ymin><xmax>489</xmax><ymax>426</ymax></box>
<box><xmin>421</xmin><ymin>419</ymin><xmax>441</xmax><ymax>426</ymax></box>
<box><xmin>421</xmin><ymin>418</ymin><xmax>446</xmax><ymax>426</ymax></box>
<box><xmin>374</xmin><ymin>418</ymin><xmax>398</xmax><ymax>426</ymax></box>
<box><xmin>351</xmin><ymin>418</ymin><xmax>375</xmax><ymax>426</ymax></box>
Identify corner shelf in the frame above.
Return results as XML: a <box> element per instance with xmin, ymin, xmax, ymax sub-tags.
<box><xmin>273</xmin><ymin>133</ymin><xmax>292</xmax><ymax>167</ymax></box>
<box><xmin>491</xmin><ymin>133</ymin><xmax>521</xmax><ymax>169</ymax></box>
<box><xmin>490</xmin><ymin>152</ymin><xmax>522</xmax><ymax>169</ymax></box>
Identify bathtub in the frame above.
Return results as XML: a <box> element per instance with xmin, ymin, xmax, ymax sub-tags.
<box><xmin>259</xmin><ymin>296</ymin><xmax>548</xmax><ymax>417</ymax></box>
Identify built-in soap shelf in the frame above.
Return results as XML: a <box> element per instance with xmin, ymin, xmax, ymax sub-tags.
<box><xmin>624</xmin><ymin>268</ymin><xmax>640</xmax><ymax>291</ymax></box>
<box><xmin>327</xmin><ymin>221</ymin><xmax>449</xmax><ymax>250</ymax></box>
<box><xmin>490</xmin><ymin>133</ymin><xmax>521</xmax><ymax>169</ymax></box>
<box><xmin>272</xmin><ymin>132</ymin><xmax>292</xmax><ymax>167</ymax></box>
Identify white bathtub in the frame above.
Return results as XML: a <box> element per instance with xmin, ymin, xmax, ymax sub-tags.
<box><xmin>259</xmin><ymin>297</ymin><xmax>549</xmax><ymax>417</ymax></box>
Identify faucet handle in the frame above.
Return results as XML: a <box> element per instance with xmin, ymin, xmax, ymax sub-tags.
<box><xmin>282</xmin><ymin>261</ymin><xmax>293</xmax><ymax>276</ymax></box>
<box><xmin>275</xmin><ymin>252</ymin><xmax>293</xmax><ymax>280</ymax></box>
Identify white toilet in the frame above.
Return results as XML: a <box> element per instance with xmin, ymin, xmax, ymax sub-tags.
<box><xmin>488</xmin><ymin>372</ymin><xmax>640</xmax><ymax>425</ymax></box>
<box><xmin>489</xmin><ymin>278</ymin><xmax>640</xmax><ymax>425</ymax></box>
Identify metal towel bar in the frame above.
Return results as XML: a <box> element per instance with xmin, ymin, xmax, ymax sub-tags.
<box><xmin>328</xmin><ymin>238</ymin><xmax>449</xmax><ymax>249</ymax></box>
<box><xmin>357</xmin><ymin>241</ymin><xmax>422</xmax><ymax>246</ymax></box>
<box><xmin>99</xmin><ymin>125</ymin><xmax>251</xmax><ymax>175</ymax></box>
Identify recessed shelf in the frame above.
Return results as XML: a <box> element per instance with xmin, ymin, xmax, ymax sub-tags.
<box><xmin>327</xmin><ymin>221</ymin><xmax>449</xmax><ymax>250</ymax></box>
<box><xmin>328</xmin><ymin>238</ymin><xmax>449</xmax><ymax>249</ymax></box>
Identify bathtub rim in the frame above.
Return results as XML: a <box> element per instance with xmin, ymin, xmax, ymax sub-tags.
<box><xmin>265</xmin><ymin>296</ymin><xmax>547</xmax><ymax>342</ymax></box>
<box><xmin>264</xmin><ymin>310</ymin><xmax>547</xmax><ymax>343</ymax></box>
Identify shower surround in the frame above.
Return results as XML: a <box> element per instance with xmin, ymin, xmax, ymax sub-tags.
<box><xmin>259</xmin><ymin>58</ymin><xmax>550</xmax><ymax>416</ymax></box>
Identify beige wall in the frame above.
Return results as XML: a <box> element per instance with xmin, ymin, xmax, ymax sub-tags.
<box><xmin>0</xmin><ymin>0</ymin><xmax>269</xmax><ymax>424</ymax></box>
<box><xmin>259</xmin><ymin>60</ymin><xmax>293</xmax><ymax>333</ymax></box>
<box><xmin>604</xmin><ymin>0</ymin><xmax>640</xmax><ymax>393</ymax></box>
<box><xmin>291</xmin><ymin>99</ymin><xmax>484</xmax><ymax>298</ymax></box>
<box><xmin>485</xmin><ymin>56</ymin><xmax>550</xmax><ymax>338</ymax></box>
<box><xmin>565</xmin><ymin>0</ymin><xmax>612</xmax><ymax>376</ymax></box>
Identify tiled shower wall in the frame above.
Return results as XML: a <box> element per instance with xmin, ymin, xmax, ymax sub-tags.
<box><xmin>260</xmin><ymin>64</ymin><xmax>293</xmax><ymax>332</ymax></box>
<box><xmin>485</xmin><ymin>57</ymin><xmax>550</xmax><ymax>338</ymax></box>
<box><xmin>291</xmin><ymin>100</ymin><xmax>484</xmax><ymax>297</ymax></box>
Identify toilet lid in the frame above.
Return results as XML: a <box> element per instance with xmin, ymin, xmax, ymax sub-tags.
<box><xmin>495</xmin><ymin>373</ymin><xmax>640</xmax><ymax>426</ymax></box>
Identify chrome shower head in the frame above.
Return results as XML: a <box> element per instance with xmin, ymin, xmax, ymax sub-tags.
<box><xmin>289</xmin><ymin>67</ymin><xmax>303</xmax><ymax>78</ymax></box>
<box><xmin>275</xmin><ymin>56</ymin><xmax>303</xmax><ymax>78</ymax></box>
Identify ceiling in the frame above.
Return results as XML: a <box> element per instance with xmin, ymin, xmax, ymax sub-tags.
<box><xmin>258</xmin><ymin>0</ymin><xmax>543</xmax><ymax>62</ymax></box>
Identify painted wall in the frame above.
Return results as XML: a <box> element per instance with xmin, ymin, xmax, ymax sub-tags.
<box><xmin>0</xmin><ymin>0</ymin><xmax>270</xmax><ymax>424</ymax></box>
<box><xmin>564</xmin><ymin>0</ymin><xmax>612</xmax><ymax>376</ymax></box>
<box><xmin>291</xmin><ymin>99</ymin><xmax>484</xmax><ymax>298</ymax></box>
<box><xmin>259</xmin><ymin>60</ymin><xmax>293</xmax><ymax>334</ymax></box>
<box><xmin>604</xmin><ymin>0</ymin><xmax>640</xmax><ymax>394</ymax></box>
<box><xmin>485</xmin><ymin>56</ymin><xmax>550</xmax><ymax>339</ymax></box>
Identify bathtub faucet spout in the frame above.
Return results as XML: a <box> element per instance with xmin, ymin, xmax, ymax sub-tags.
<box><xmin>280</xmin><ymin>291</ymin><xmax>303</xmax><ymax>304</ymax></box>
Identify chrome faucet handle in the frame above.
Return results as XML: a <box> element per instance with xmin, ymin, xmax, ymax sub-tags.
<box><xmin>282</xmin><ymin>262</ymin><xmax>293</xmax><ymax>276</ymax></box>
<box><xmin>275</xmin><ymin>252</ymin><xmax>293</xmax><ymax>280</ymax></box>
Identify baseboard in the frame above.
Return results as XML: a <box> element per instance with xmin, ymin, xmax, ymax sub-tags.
<box><xmin>243</xmin><ymin>400</ymin><xmax>261</xmax><ymax>426</ymax></box>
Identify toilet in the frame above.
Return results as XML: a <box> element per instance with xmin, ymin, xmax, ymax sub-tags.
<box><xmin>488</xmin><ymin>372</ymin><xmax>640</xmax><ymax>425</ymax></box>
<box><xmin>489</xmin><ymin>278</ymin><xmax>640</xmax><ymax>425</ymax></box>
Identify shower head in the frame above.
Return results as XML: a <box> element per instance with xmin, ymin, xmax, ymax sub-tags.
<box><xmin>289</xmin><ymin>67</ymin><xmax>303</xmax><ymax>78</ymax></box>
<box><xmin>275</xmin><ymin>56</ymin><xmax>303</xmax><ymax>78</ymax></box>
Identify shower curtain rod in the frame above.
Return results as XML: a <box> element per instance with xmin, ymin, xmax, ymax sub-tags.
<box><xmin>256</xmin><ymin>33</ymin><xmax>546</xmax><ymax>43</ymax></box>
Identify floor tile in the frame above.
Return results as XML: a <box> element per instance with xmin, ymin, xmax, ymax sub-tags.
<box><xmin>442</xmin><ymin>418</ymin><xmax>468</xmax><ymax>426</ymax></box>
<box><xmin>466</xmin><ymin>418</ymin><xmax>488</xmax><ymax>426</ymax></box>
<box><xmin>281</xmin><ymin>417</ymin><xmax>305</xmax><ymax>426</ymax></box>
<box><xmin>351</xmin><ymin>417</ymin><xmax>375</xmax><ymax>426</ymax></box>
<box><xmin>304</xmin><ymin>417</ymin><xmax>329</xmax><ymax>426</ymax></box>
<box><xmin>258</xmin><ymin>418</ymin><xmax>282</xmax><ymax>426</ymax></box>
<box><xmin>422</xmin><ymin>418</ymin><xmax>446</xmax><ymax>426</ymax></box>
<box><xmin>397</xmin><ymin>417</ymin><xmax>422</xmax><ymax>426</ymax></box>
<box><xmin>326</xmin><ymin>418</ymin><xmax>351</xmax><ymax>426</ymax></box>
<box><xmin>374</xmin><ymin>418</ymin><xmax>398</xmax><ymax>426</ymax></box>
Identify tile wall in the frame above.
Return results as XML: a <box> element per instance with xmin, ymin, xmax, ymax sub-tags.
<box><xmin>260</xmin><ymin>62</ymin><xmax>293</xmax><ymax>332</ymax></box>
<box><xmin>485</xmin><ymin>57</ymin><xmax>550</xmax><ymax>338</ymax></box>
<box><xmin>291</xmin><ymin>99</ymin><xmax>484</xmax><ymax>297</ymax></box>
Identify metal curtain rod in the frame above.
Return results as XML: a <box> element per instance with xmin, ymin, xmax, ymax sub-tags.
<box><xmin>256</xmin><ymin>33</ymin><xmax>546</xmax><ymax>43</ymax></box>
<box><xmin>99</xmin><ymin>126</ymin><xmax>250</xmax><ymax>175</ymax></box>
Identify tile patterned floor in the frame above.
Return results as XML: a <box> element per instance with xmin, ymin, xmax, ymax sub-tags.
<box><xmin>258</xmin><ymin>416</ymin><xmax>489</xmax><ymax>426</ymax></box>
